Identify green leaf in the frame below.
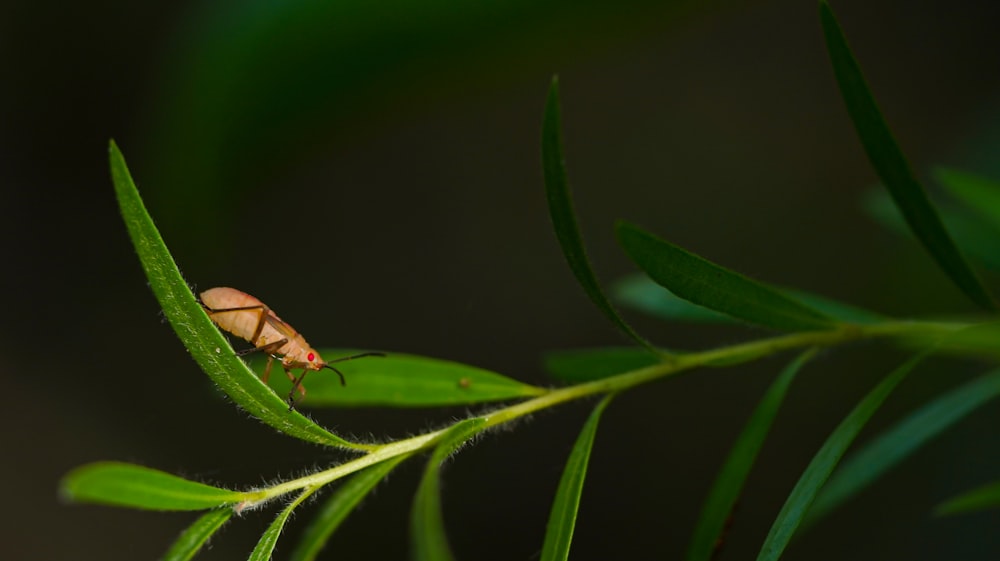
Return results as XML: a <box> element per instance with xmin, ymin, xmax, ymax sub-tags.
<box><xmin>819</xmin><ymin>2</ymin><xmax>995</xmax><ymax>311</ymax></box>
<box><xmin>109</xmin><ymin>140</ymin><xmax>368</xmax><ymax>450</ymax></box>
<box><xmin>249</xmin><ymin>351</ymin><xmax>545</xmax><ymax>407</ymax></box>
<box><xmin>936</xmin><ymin>168</ymin><xmax>1000</xmax><ymax>229</ymax></box>
<box><xmin>541</xmin><ymin>77</ymin><xmax>656</xmax><ymax>351</ymax></box>
<box><xmin>615</xmin><ymin>221</ymin><xmax>836</xmax><ymax>332</ymax></box>
<box><xmin>687</xmin><ymin>350</ymin><xmax>814</xmax><ymax>561</ymax></box>
<box><xmin>902</xmin><ymin>321</ymin><xmax>1000</xmax><ymax>362</ymax></box>
<box><xmin>936</xmin><ymin>480</ymin><xmax>1000</xmax><ymax>516</ymax></box>
<box><xmin>61</xmin><ymin>461</ymin><xmax>244</xmax><ymax>511</ymax></box>
<box><xmin>543</xmin><ymin>347</ymin><xmax>663</xmax><ymax>382</ymax></box>
<box><xmin>289</xmin><ymin>457</ymin><xmax>407</xmax><ymax>561</ymax></box>
<box><xmin>162</xmin><ymin>508</ymin><xmax>233</xmax><ymax>561</ymax></box>
<box><xmin>411</xmin><ymin>418</ymin><xmax>488</xmax><ymax>561</ymax></box>
<box><xmin>756</xmin><ymin>353</ymin><xmax>925</xmax><ymax>561</ymax></box>
<box><xmin>615</xmin><ymin>273</ymin><xmax>886</xmax><ymax>326</ymax></box>
<box><xmin>540</xmin><ymin>395</ymin><xmax>613</xmax><ymax>561</ymax></box>
<box><xmin>249</xmin><ymin>487</ymin><xmax>319</xmax><ymax>561</ymax></box>
<box><xmin>804</xmin><ymin>369</ymin><xmax>1000</xmax><ymax>528</ymax></box>
<box><xmin>862</xmin><ymin>188</ymin><xmax>1000</xmax><ymax>271</ymax></box>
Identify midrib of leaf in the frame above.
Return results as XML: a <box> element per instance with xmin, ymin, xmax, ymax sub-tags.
<box><xmin>109</xmin><ymin>140</ymin><xmax>369</xmax><ymax>450</ymax></box>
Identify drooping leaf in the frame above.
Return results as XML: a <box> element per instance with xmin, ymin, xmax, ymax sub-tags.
<box><xmin>289</xmin><ymin>457</ymin><xmax>408</xmax><ymax>561</ymax></box>
<box><xmin>110</xmin><ymin>141</ymin><xmax>369</xmax><ymax>450</ymax></box>
<box><xmin>411</xmin><ymin>418</ymin><xmax>488</xmax><ymax>561</ymax></box>
<box><xmin>936</xmin><ymin>480</ymin><xmax>1000</xmax><ymax>516</ymax></box>
<box><xmin>936</xmin><ymin>167</ymin><xmax>1000</xmax><ymax>230</ymax></box>
<box><xmin>162</xmin><ymin>508</ymin><xmax>233</xmax><ymax>561</ymax></box>
<box><xmin>615</xmin><ymin>274</ymin><xmax>885</xmax><ymax>326</ymax></box>
<box><xmin>543</xmin><ymin>347</ymin><xmax>664</xmax><ymax>382</ymax></box>
<box><xmin>819</xmin><ymin>2</ymin><xmax>995</xmax><ymax>311</ymax></box>
<box><xmin>540</xmin><ymin>395</ymin><xmax>613</xmax><ymax>561</ymax></box>
<box><xmin>804</xmin><ymin>369</ymin><xmax>1000</xmax><ymax>528</ymax></box>
<box><xmin>249</xmin><ymin>487</ymin><xmax>319</xmax><ymax>561</ymax></box>
<box><xmin>61</xmin><ymin>461</ymin><xmax>245</xmax><ymax>511</ymax></box>
<box><xmin>615</xmin><ymin>221</ymin><xmax>836</xmax><ymax>332</ymax></box>
<box><xmin>755</xmin><ymin>353</ymin><xmax>926</xmax><ymax>561</ymax></box>
<box><xmin>687</xmin><ymin>350</ymin><xmax>814</xmax><ymax>561</ymax></box>
<box><xmin>541</xmin><ymin>77</ymin><xmax>656</xmax><ymax>351</ymax></box>
<box><xmin>249</xmin><ymin>351</ymin><xmax>545</xmax><ymax>407</ymax></box>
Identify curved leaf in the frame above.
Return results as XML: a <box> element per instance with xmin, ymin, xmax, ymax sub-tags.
<box><xmin>61</xmin><ymin>461</ymin><xmax>244</xmax><ymax>511</ymax></box>
<box><xmin>756</xmin><ymin>353</ymin><xmax>926</xmax><ymax>561</ymax></box>
<box><xmin>615</xmin><ymin>273</ymin><xmax>885</xmax><ymax>325</ymax></box>
<box><xmin>543</xmin><ymin>347</ymin><xmax>663</xmax><ymax>382</ymax></box>
<box><xmin>804</xmin><ymin>369</ymin><xmax>1000</xmax><ymax>528</ymax></box>
<box><xmin>411</xmin><ymin>418</ymin><xmax>488</xmax><ymax>561</ymax></box>
<box><xmin>290</xmin><ymin>457</ymin><xmax>408</xmax><ymax>561</ymax></box>
<box><xmin>615</xmin><ymin>221</ymin><xmax>836</xmax><ymax>331</ymax></box>
<box><xmin>687</xmin><ymin>350</ymin><xmax>814</xmax><ymax>561</ymax></box>
<box><xmin>936</xmin><ymin>168</ymin><xmax>1000</xmax><ymax>229</ymax></box>
<box><xmin>819</xmin><ymin>1</ymin><xmax>995</xmax><ymax>311</ymax></box>
<box><xmin>249</xmin><ymin>351</ymin><xmax>545</xmax><ymax>407</ymax></box>
<box><xmin>110</xmin><ymin>141</ymin><xmax>369</xmax><ymax>450</ymax></box>
<box><xmin>163</xmin><ymin>508</ymin><xmax>233</xmax><ymax>561</ymax></box>
<box><xmin>541</xmin><ymin>394</ymin><xmax>613</xmax><ymax>561</ymax></box>
<box><xmin>249</xmin><ymin>487</ymin><xmax>319</xmax><ymax>561</ymax></box>
<box><xmin>936</xmin><ymin>480</ymin><xmax>1000</xmax><ymax>516</ymax></box>
<box><xmin>542</xmin><ymin>77</ymin><xmax>656</xmax><ymax>350</ymax></box>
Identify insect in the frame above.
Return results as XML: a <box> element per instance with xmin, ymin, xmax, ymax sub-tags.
<box><xmin>200</xmin><ymin>286</ymin><xmax>382</xmax><ymax>410</ymax></box>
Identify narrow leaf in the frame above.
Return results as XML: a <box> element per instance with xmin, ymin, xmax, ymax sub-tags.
<box><xmin>110</xmin><ymin>140</ymin><xmax>367</xmax><ymax>450</ymax></box>
<box><xmin>936</xmin><ymin>168</ymin><xmax>1000</xmax><ymax>229</ymax></box>
<box><xmin>805</xmin><ymin>369</ymin><xmax>1000</xmax><ymax>528</ymax></box>
<box><xmin>862</xmin><ymin>188</ymin><xmax>1000</xmax><ymax>271</ymax></box>
<box><xmin>250</xmin><ymin>351</ymin><xmax>545</xmax><ymax>407</ymax></box>
<box><xmin>290</xmin><ymin>457</ymin><xmax>407</xmax><ymax>561</ymax></box>
<box><xmin>936</xmin><ymin>480</ymin><xmax>1000</xmax><ymax>516</ymax></box>
<box><xmin>411</xmin><ymin>418</ymin><xmax>488</xmax><ymax>561</ymax></box>
<box><xmin>249</xmin><ymin>487</ymin><xmax>318</xmax><ymax>561</ymax></box>
<box><xmin>540</xmin><ymin>395</ymin><xmax>613</xmax><ymax>561</ymax></box>
<box><xmin>756</xmin><ymin>353</ymin><xmax>925</xmax><ymax>561</ymax></box>
<box><xmin>687</xmin><ymin>350</ymin><xmax>814</xmax><ymax>561</ymax></box>
<box><xmin>61</xmin><ymin>461</ymin><xmax>244</xmax><ymax>511</ymax></box>
<box><xmin>819</xmin><ymin>2</ymin><xmax>995</xmax><ymax>310</ymax></box>
<box><xmin>616</xmin><ymin>221</ymin><xmax>836</xmax><ymax>331</ymax></box>
<box><xmin>541</xmin><ymin>77</ymin><xmax>656</xmax><ymax>351</ymax></box>
<box><xmin>615</xmin><ymin>273</ymin><xmax>885</xmax><ymax>326</ymax></box>
<box><xmin>162</xmin><ymin>508</ymin><xmax>233</xmax><ymax>561</ymax></box>
<box><xmin>543</xmin><ymin>348</ymin><xmax>663</xmax><ymax>383</ymax></box>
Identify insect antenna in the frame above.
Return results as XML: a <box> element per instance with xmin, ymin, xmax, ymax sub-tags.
<box><xmin>322</xmin><ymin>364</ymin><xmax>347</xmax><ymax>386</ymax></box>
<box><xmin>323</xmin><ymin>351</ymin><xmax>385</xmax><ymax>386</ymax></box>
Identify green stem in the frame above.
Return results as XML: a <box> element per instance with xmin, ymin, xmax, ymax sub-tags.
<box><xmin>241</xmin><ymin>320</ymin><xmax>960</xmax><ymax>506</ymax></box>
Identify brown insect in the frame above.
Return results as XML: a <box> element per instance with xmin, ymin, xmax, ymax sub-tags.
<box><xmin>200</xmin><ymin>286</ymin><xmax>382</xmax><ymax>409</ymax></box>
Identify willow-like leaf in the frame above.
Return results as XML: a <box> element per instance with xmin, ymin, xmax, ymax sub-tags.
<box><xmin>936</xmin><ymin>167</ymin><xmax>1000</xmax><ymax>230</ymax></box>
<box><xmin>804</xmin><ymin>369</ymin><xmax>1000</xmax><ymax>528</ymax></box>
<box><xmin>162</xmin><ymin>508</ymin><xmax>233</xmax><ymax>561</ymax></box>
<box><xmin>248</xmin><ymin>487</ymin><xmax>318</xmax><ymax>561</ymax></box>
<box><xmin>249</xmin><ymin>351</ymin><xmax>545</xmax><ymax>407</ymax></box>
<box><xmin>289</xmin><ymin>457</ymin><xmax>407</xmax><ymax>561</ymax></box>
<box><xmin>688</xmin><ymin>350</ymin><xmax>814</xmax><ymax>561</ymax></box>
<box><xmin>542</xmin><ymin>77</ymin><xmax>656</xmax><ymax>351</ymax></box>
<box><xmin>819</xmin><ymin>2</ymin><xmax>995</xmax><ymax>310</ymax></box>
<box><xmin>756</xmin><ymin>353</ymin><xmax>925</xmax><ymax>561</ymax></box>
<box><xmin>110</xmin><ymin>140</ymin><xmax>368</xmax><ymax>450</ymax></box>
<box><xmin>936</xmin><ymin>480</ymin><xmax>1000</xmax><ymax>516</ymax></box>
<box><xmin>61</xmin><ymin>461</ymin><xmax>244</xmax><ymax>511</ymax></box>
<box><xmin>616</xmin><ymin>221</ymin><xmax>835</xmax><ymax>332</ymax></box>
<box><xmin>541</xmin><ymin>395</ymin><xmax>613</xmax><ymax>561</ymax></box>
<box><xmin>411</xmin><ymin>418</ymin><xmax>488</xmax><ymax>561</ymax></box>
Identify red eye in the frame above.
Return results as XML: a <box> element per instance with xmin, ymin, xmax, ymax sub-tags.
<box><xmin>307</xmin><ymin>352</ymin><xmax>315</xmax><ymax>362</ymax></box>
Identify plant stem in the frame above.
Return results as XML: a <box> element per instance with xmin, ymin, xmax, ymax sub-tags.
<box><xmin>243</xmin><ymin>319</ymin><xmax>961</xmax><ymax>506</ymax></box>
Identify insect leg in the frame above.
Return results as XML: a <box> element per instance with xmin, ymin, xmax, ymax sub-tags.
<box><xmin>287</xmin><ymin>368</ymin><xmax>309</xmax><ymax>411</ymax></box>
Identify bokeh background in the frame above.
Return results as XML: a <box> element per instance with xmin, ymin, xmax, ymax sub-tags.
<box><xmin>5</xmin><ymin>0</ymin><xmax>1000</xmax><ymax>559</ymax></box>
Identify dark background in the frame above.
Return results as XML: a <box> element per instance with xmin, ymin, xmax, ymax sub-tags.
<box><xmin>4</xmin><ymin>0</ymin><xmax>1000</xmax><ymax>559</ymax></box>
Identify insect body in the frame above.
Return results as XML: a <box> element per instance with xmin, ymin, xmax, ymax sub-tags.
<box><xmin>200</xmin><ymin>286</ymin><xmax>381</xmax><ymax>409</ymax></box>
